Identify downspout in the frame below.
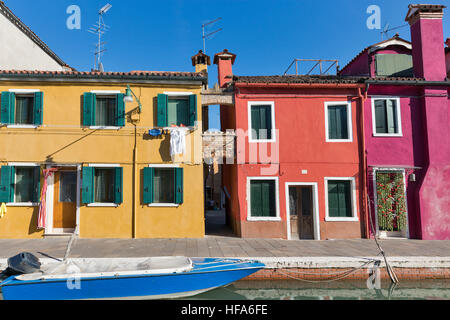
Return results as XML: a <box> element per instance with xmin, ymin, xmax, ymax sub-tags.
<box><xmin>133</xmin><ymin>123</ymin><xmax>137</xmax><ymax>238</ymax></box>
<box><xmin>358</xmin><ymin>84</ymin><xmax>370</xmax><ymax>239</ymax></box>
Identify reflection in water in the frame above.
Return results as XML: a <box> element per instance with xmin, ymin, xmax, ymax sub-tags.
<box><xmin>187</xmin><ymin>280</ymin><xmax>450</xmax><ymax>300</ymax></box>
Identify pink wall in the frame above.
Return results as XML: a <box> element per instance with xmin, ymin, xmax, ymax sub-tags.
<box><xmin>410</xmin><ymin>18</ymin><xmax>447</xmax><ymax>81</ymax></box>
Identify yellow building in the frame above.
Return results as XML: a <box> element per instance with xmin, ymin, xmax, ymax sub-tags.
<box><xmin>0</xmin><ymin>69</ymin><xmax>207</xmax><ymax>239</ymax></box>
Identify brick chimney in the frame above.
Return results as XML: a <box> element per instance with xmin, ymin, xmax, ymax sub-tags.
<box><xmin>405</xmin><ymin>4</ymin><xmax>447</xmax><ymax>81</ymax></box>
<box><xmin>213</xmin><ymin>49</ymin><xmax>236</xmax><ymax>88</ymax></box>
<box><xmin>191</xmin><ymin>50</ymin><xmax>210</xmax><ymax>73</ymax></box>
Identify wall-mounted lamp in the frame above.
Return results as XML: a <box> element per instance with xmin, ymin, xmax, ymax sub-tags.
<box><xmin>123</xmin><ymin>85</ymin><xmax>142</xmax><ymax>112</ymax></box>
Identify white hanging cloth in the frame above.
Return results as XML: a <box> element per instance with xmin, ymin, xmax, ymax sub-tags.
<box><xmin>170</xmin><ymin>127</ymin><xmax>188</xmax><ymax>159</ymax></box>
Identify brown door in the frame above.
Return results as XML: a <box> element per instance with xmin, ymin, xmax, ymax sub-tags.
<box><xmin>299</xmin><ymin>187</ymin><xmax>314</xmax><ymax>239</ymax></box>
<box><xmin>289</xmin><ymin>186</ymin><xmax>314</xmax><ymax>240</ymax></box>
<box><xmin>53</xmin><ymin>169</ymin><xmax>77</xmax><ymax>230</ymax></box>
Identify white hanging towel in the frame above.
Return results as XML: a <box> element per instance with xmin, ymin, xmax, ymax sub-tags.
<box><xmin>170</xmin><ymin>127</ymin><xmax>188</xmax><ymax>159</ymax></box>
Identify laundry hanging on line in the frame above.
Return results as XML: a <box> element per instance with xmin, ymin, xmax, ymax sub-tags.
<box><xmin>170</xmin><ymin>127</ymin><xmax>189</xmax><ymax>159</ymax></box>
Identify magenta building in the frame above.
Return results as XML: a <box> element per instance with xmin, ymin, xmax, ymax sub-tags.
<box><xmin>340</xmin><ymin>4</ymin><xmax>449</xmax><ymax>239</ymax></box>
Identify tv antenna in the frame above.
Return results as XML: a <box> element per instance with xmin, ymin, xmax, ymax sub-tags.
<box><xmin>380</xmin><ymin>22</ymin><xmax>408</xmax><ymax>40</ymax></box>
<box><xmin>202</xmin><ymin>18</ymin><xmax>222</xmax><ymax>54</ymax></box>
<box><xmin>88</xmin><ymin>3</ymin><xmax>112</xmax><ymax>71</ymax></box>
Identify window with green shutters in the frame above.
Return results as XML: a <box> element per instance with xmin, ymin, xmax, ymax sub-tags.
<box><xmin>249</xmin><ymin>179</ymin><xmax>277</xmax><ymax>219</ymax></box>
<box><xmin>372</xmin><ymin>98</ymin><xmax>401</xmax><ymax>135</ymax></box>
<box><xmin>156</xmin><ymin>94</ymin><xmax>197</xmax><ymax>127</ymax></box>
<box><xmin>375</xmin><ymin>54</ymin><xmax>414</xmax><ymax>77</ymax></box>
<box><xmin>82</xmin><ymin>166</ymin><xmax>123</xmax><ymax>204</ymax></box>
<box><xmin>326</xmin><ymin>179</ymin><xmax>354</xmax><ymax>219</ymax></box>
<box><xmin>0</xmin><ymin>91</ymin><xmax>43</xmax><ymax>126</ymax></box>
<box><xmin>326</xmin><ymin>102</ymin><xmax>351</xmax><ymax>141</ymax></box>
<box><xmin>143</xmin><ymin>167</ymin><xmax>183</xmax><ymax>205</ymax></box>
<box><xmin>83</xmin><ymin>93</ymin><xmax>125</xmax><ymax>127</ymax></box>
<box><xmin>249</xmin><ymin>102</ymin><xmax>274</xmax><ymax>141</ymax></box>
<box><xmin>0</xmin><ymin>166</ymin><xmax>40</xmax><ymax>204</ymax></box>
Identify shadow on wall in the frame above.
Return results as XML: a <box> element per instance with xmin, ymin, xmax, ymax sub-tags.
<box><xmin>28</xmin><ymin>206</ymin><xmax>40</xmax><ymax>235</ymax></box>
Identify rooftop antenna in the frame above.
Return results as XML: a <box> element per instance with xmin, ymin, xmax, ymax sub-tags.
<box><xmin>88</xmin><ymin>3</ymin><xmax>112</xmax><ymax>71</ymax></box>
<box><xmin>380</xmin><ymin>22</ymin><xmax>408</xmax><ymax>40</ymax></box>
<box><xmin>202</xmin><ymin>18</ymin><xmax>222</xmax><ymax>54</ymax></box>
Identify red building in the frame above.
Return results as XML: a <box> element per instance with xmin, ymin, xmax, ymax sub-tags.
<box><xmin>215</xmin><ymin>50</ymin><xmax>368</xmax><ymax>239</ymax></box>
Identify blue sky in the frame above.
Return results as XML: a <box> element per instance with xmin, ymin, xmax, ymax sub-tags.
<box><xmin>4</xmin><ymin>0</ymin><xmax>449</xmax><ymax>129</ymax></box>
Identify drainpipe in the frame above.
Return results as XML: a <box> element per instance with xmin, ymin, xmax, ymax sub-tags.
<box><xmin>133</xmin><ymin>123</ymin><xmax>138</xmax><ymax>238</ymax></box>
<box><xmin>358</xmin><ymin>84</ymin><xmax>370</xmax><ymax>239</ymax></box>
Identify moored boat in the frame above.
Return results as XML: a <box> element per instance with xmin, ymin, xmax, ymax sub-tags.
<box><xmin>0</xmin><ymin>254</ymin><xmax>265</xmax><ymax>300</ymax></box>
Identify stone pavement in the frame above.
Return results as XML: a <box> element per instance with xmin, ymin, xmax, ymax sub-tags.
<box><xmin>0</xmin><ymin>237</ymin><xmax>449</xmax><ymax>260</ymax></box>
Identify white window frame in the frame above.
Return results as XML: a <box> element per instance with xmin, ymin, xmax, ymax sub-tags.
<box><xmin>86</xmin><ymin>164</ymin><xmax>121</xmax><ymax>207</ymax></box>
<box><xmin>246</xmin><ymin>176</ymin><xmax>280</xmax><ymax>221</ymax></box>
<box><xmin>248</xmin><ymin>101</ymin><xmax>276</xmax><ymax>143</ymax></box>
<box><xmin>89</xmin><ymin>91</ymin><xmax>122</xmax><ymax>130</ymax></box>
<box><xmin>7</xmin><ymin>90</ymin><xmax>41</xmax><ymax>129</ymax></box>
<box><xmin>324</xmin><ymin>101</ymin><xmax>353</xmax><ymax>142</ymax></box>
<box><xmin>324</xmin><ymin>177</ymin><xmax>358</xmax><ymax>222</ymax></box>
<box><xmin>6</xmin><ymin>162</ymin><xmax>40</xmax><ymax>206</ymax></box>
<box><xmin>147</xmin><ymin>164</ymin><xmax>181</xmax><ymax>207</ymax></box>
<box><xmin>371</xmin><ymin>96</ymin><xmax>403</xmax><ymax>137</ymax></box>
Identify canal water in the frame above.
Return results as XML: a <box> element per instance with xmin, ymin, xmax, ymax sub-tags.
<box><xmin>187</xmin><ymin>280</ymin><xmax>450</xmax><ymax>300</ymax></box>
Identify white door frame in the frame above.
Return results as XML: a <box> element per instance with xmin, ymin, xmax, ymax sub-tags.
<box><xmin>44</xmin><ymin>164</ymin><xmax>81</xmax><ymax>235</ymax></box>
<box><xmin>285</xmin><ymin>182</ymin><xmax>320</xmax><ymax>240</ymax></box>
<box><xmin>372</xmin><ymin>167</ymin><xmax>409</xmax><ymax>239</ymax></box>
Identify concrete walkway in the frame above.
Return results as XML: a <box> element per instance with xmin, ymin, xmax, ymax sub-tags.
<box><xmin>0</xmin><ymin>237</ymin><xmax>449</xmax><ymax>260</ymax></box>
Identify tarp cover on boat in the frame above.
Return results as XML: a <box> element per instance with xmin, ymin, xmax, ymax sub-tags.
<box><xmin>15</xmin><ymin>257</ymin><xmax>193</xmax><ymax>281</ymax></box>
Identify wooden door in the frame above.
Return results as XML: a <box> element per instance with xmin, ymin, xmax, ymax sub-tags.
<box><xmin>53</xmin><ymin>169</ymin><xmax>77</xmax><ymax>230</ymax></box>
<box><xmin>299</xmin><ymin>187</ymin><xmax>314</xmax><ymax>239</ymax></box>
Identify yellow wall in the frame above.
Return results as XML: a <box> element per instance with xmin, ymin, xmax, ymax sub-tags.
<box><xmin>0</xmin><ymin>80</ymin><xmax>205</xmax><ymax>239</ymax></box>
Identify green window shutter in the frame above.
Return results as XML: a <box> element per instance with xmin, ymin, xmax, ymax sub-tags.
<box><xmin>251</xmin><ymin>106</ymin><xmax>261</xmax><ymax>140</ymax></box>
<box><xmin>175</xmin><ymin>168</ymin><xmax>183</xmax><ymax>204</ymax></box>
<box><xmin>328</xmin><ymin>181</ymin><xmax>352</xmax><ymax>217</ymax></box>
<box><xmin>250</xmin><ymin>181</ymin><xmax>262</xmax><ymax>217</ymax></box>
<box><xmin>143</xmin><ymin>167</ymin><xmax>154</xmax><ymax>204</ymax></box>
<box><xmin>328</xmin><ymin>181</ymin><xmax>339</xmax><ymax>217</ymax></box>
<box><xmin>328</xmin><ymin>106</ymin><xmax>348</xmax><ymax>139</ymax></box>
<box><xmin>0</xmin><ymin>166</ymin><xmax>14</xmax><ymax>203</ymax></box>
<box><xmin>375</xmin><ymin>54</ymin><xmax>413</xmax><ymax>77</ymax></box>
<box><xmin>82</xmin><ymin>167</ymin><xmax>94</xmax><ymax>204</ymax></box>
<box><xmin>1</xmin><ymin>92</ymin><xmax>15</xmax><ymax>124</ymax></box>
<box><xmin>386</xmin><ymin>99</ymin><xmax>398</xmax><ymax>134</ymax></box>
<box><xmin>32</xmin><ymin>167</ymin><xmax>41</xmax><ymax>203</ymax></box>
<box><xmin>374</xmin><ymin>100</ymin><xmax>387</xmax><ymax>134</ymax></box>
<box><xmin>260</xmin><ymin>181</ymin><xmax>275</xmax><ymax>217</ymax></box>
<box><xmin>83</xmin><ymin>92</ymin><xmax>96</xmax><ymax>126</ymax></box>
<box><xmin>189</xmin><ymin>94</ymin><xmax>197</xmax><ymax>127</ymax></box>
<box><xmin>33</xmin><ymin>92</ymin><xmax>43</xmax><ymax>126</ymax></box>
<box><xmin>157</xmin><ymin>94</ymin><xmax>168</xmax><ymax>127</ymax></box>
<box><xmin>114</xmin><ymin>167</ymin><xmax>123</xmax><ymax>204</ymax></box>
<box><xmin>116</xmin><ymin>93</ymin><xmax>125</xmax><ymax>127</ymax></box>
<box><xmin>260</xmin><ymin>106</ymin><xmax>272</xmax><ymax>140</ymax></box>
<box><xmin>328</xmin><ymin>106</ymin><xmax>337</xmax><ymax>139</ymax></box>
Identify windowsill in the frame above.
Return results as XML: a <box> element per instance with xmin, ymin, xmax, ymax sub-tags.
<box><xmin>87</xmin><ymin>203</ymin><xmax>119</xmax><ymax>207</ymax></box>
<box><xmin>326</xmin><ymin>139</ymin><xmax>353</xmax><ymax>143</ymax></box>
<box><xmin>247</xmin><ymin>217</ymin><xmax>281</xmax><ymax>222</ymax></box>
<box><xmin>6</xmin><ymin>202</ymin><xmax>39</xmax><ymax>207</ymax></box>
<box><xmin>248</xmin><ymin>139</ymin><xmax>276</xmax><ymax>143</ymax></box>
<box><xmin>373</xmin><ymin>133</ymin><xmax>403</xmax><ymax>137</ymax></box>
<box><xmin>89</xmin><ymin>126</ymin><xmax>122</xmax><ymax>130</ymax></box>
<box><xmin>147</xmin><ymin>203</ymin><xmax>180</xmax><ymax>207</ymax></box>
<box><xmin>6</xmin><ymin>125</ymin><xmax>40</xmax><ymax>129</ymax></box>
<box><xmin>325</xmin><ymin>217</ymin><xmax>359</xmax><ymax>222</ymax></box>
